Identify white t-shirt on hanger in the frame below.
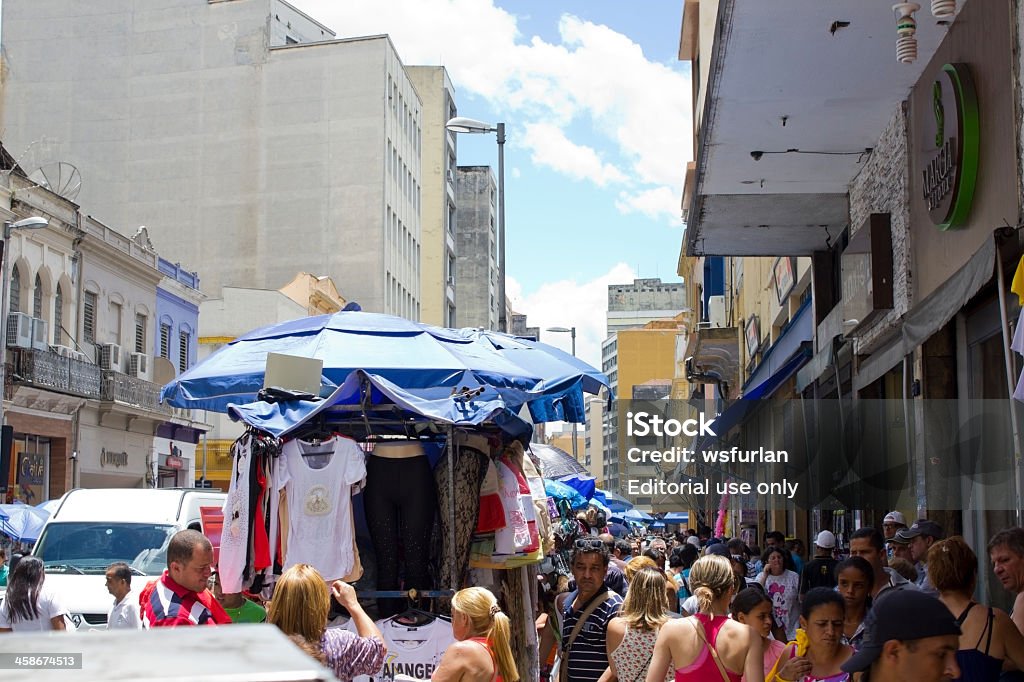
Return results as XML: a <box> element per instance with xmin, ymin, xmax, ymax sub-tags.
<box><xmin>348</xmin><ymin>617</ymin><xmax>455</xmax><ymax>682</ymax></box>
<box><xmin>277</xmin><ymin>435</ymin><xmax>366</xmax><ymax>581</ymax></box>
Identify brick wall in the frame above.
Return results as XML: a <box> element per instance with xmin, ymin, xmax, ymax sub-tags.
<box><xmin>848</xmin><ymin>102</ymin><xmax>912</xmax><ymax>355</ymax></box>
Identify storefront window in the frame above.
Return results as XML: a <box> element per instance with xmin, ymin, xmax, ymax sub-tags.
<box><xmin>14</xmin><ymin>435</ymin><xmax>50</xmax><ymax>504</ymax></box>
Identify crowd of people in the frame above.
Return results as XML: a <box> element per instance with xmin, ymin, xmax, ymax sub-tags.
<box><xmin>537</xmin><ymin>518</ymin><xmax>1024</xmax><ymax>682</ymax></box>
<box><xmin>1</xmin><ymin>519</ymin><xmax>1023</xmax><ymax>682</ymax></box>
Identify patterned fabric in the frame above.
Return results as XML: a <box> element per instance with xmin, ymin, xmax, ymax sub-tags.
<box><xmin>140</xmin><ymin>571</ymin><xmax>231</xmax><ymax>627</ymax></box>
<box><xmin>321</xmin><ymin>627</ymin><xmax>386</xmax><ymax>682</ymax></box>
<box><xmin>433</xmin><ymin>445</ymin><xmax>488</xmax><ymax>613</ymax></box>
<box><xmin>611</xmin><ymin>626</ymin><xmax>672</xmax><ymax>682</ymax></box>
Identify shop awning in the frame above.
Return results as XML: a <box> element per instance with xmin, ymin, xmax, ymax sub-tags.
<box><xmin>662</xmin><ymin>511</ymin><xmax>690</xmax><ymax>523</ymax></box>
<box><xmin>854</xmin><ymin>235</ymin><xmax>995</xmax><ymax>391</ymax></box>
<box><xmin>743</xmin><ymin>298</ymin><xmax>813</xmax><ymax>393</ymax></box>
<box><xmin>704</xmin><ymin>346</ymin><xmax>813</xmax><ymax>441</ymax></box>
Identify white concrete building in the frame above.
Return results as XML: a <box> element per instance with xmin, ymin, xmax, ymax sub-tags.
<box><xmin>1</xmin><ymin>0</ymin><xmax>423</xmax><ymax>318</ymax></box>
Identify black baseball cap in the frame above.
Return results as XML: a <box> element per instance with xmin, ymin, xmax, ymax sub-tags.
<box><xmin>895</xmin><ymin>519</ymin><xmax>944</xmax><ymax>541</ymax></box>
<box><xmin>841</xmin><ymin>590</ymin><xmax>961</xmax><ymax>673</ymax></box>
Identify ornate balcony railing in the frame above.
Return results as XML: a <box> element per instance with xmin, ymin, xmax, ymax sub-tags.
<box><xmin>101</xmin><ymin>370</ymin><xmax>171</xmax><ymax>415</ymax></box>
<box><xmin>9</xmin><ymin>347</ymin><xmax>102</xmax><ymax>399</ymax></box>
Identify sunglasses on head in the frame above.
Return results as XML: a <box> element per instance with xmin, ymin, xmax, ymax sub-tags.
<box><xmin>574</xmin><ymin>538</ymin><xmax>605</xmax><ymax>551</ymax></box>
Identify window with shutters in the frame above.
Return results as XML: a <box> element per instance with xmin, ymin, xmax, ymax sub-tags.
<box><xmin>160</xmin><ymin>323</ymin><xmax>171</xmax><ymax>358</ymax></box>
<box><xmin>135</xmin><ymin>313</ymin><xmax>146</xmax><ymax>354</ymax></box>
<box><xmin>33</xmin><ymin>274</ymin><xmax>42</xmax><ymax>319</ymax></box>
<box><xmin>53</xmin><ymin>285</ymin><xmax>63</xmax><ymax>345</ymax></box>
<box><xmin>178</xmin><ymin>330</ymin><xmax>189</xmax><ymax>373</ymax></box>
<box><xmin>83</xmin><ymin>291</ymin><xmax>97</xmax><ymax>344</ymax></box>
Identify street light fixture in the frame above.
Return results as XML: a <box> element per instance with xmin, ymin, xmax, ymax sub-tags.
<box><xmin>546</xmin><ymin>326</ymin><xmax>579</xmax><ymax>461</ymax></box>
<box><xmin>446</xmin><ymin>116</ymin><xmax>507</xmax><ymax>332</ymax></box>
<box><xmin>0</xmin><ymin>216</ymin><xmax>51</xmax><ymax>429</ymax></box>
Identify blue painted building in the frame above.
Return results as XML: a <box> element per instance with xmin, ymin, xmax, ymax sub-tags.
<box><xmin>155</xmin><ymin>259</ymin><xmax>201</xmax><ymax>374</ymax></box>
<box><xmin>154</xmin><ymin>258</ymin><xmax>205</xmax><ymax>487</ymax></box>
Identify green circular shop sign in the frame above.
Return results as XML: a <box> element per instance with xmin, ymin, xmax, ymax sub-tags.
<box><xmin>920</xmin><ymin>63</ymin><xmax>980</xmax><ymax>231</ymax></box>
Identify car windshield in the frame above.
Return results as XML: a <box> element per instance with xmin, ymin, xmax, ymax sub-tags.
<box><xmin>33</xmin><ymin>522</ymin><xmax>177</xmax><ymax>575</ymax></box>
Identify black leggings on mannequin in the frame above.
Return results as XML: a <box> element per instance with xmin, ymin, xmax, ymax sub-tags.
<box><xmin>363</xmin><ymin>455</ymin><xmax>437</xmax><ymax>617</ymax></box>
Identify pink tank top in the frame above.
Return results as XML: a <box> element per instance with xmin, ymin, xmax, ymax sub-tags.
<box><xmin>674</xmin><ymin>614</ymin><xmax>744</xmax><ymax>682</ymax></box>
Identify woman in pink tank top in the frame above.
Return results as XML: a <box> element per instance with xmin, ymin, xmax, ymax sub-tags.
<box><xmin>645</xmin><ymin>555</ymin><xmax>764</xmax><ymax>682</ymax></box>
<box><xmin>431</xmin><ymin>587</ymin><xmax>518</xmax><ymax>682</ymax></box>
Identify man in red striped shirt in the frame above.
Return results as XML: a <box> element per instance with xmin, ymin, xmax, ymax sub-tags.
<box><xmin>140</xmin><ymin>529</ymin><xmax>231</xmax><ymax>627</ymax></box>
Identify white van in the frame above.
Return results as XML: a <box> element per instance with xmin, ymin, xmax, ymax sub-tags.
<box><xmin>30</xmin><ymin>488</ymin><xmax>226</xmax><ymax>631</ymax></box>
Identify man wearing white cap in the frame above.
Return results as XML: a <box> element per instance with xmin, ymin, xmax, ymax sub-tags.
<box><xmin>882</xmin><ymin>511</ymin><xmax>908</xmax><ymax>540</ymax></box>
<box><xmin>800</xmin><ymin>530</ymin><xmax>839</xmax><ymax>594</ymax></box>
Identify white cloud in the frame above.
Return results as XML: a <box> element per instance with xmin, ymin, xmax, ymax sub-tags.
<box><xmin>523</xmin><ymin>122</ymin><xmax>627</xmax><ymax>186</ymax></box>
<box><xmin>506</xmin><ymin>262</ymin><xmax>637</xmax><ymax>370</ymax></box>
<box><xmin>615</xmin><ymin>186</ymin><xmax>682</xmax><ymax>225</ymax></box>
<box><xmin>290</xmin><ymin>0</ymin><xmax>691</xmax><ymax>199</ymax></box>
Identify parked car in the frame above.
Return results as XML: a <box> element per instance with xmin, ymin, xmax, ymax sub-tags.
<box><xmin>30</xmin><ymin>488</ymin><xmax>226</xmax><ymax>631</ymax></box>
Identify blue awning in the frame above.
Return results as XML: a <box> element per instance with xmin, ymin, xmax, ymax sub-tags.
<box><xmin>743</xmin><ymin>297</ymin><xmax>813</xmax><ymax>394</ymax></box>
<box><xmin>662</xmin><ymin>512</ymin><xmax>689</xmax><ymax>523</ymax></box>
<box><xmin>700</xmin><ymin>345</ymin><xmax>812</xmax><ymax>441</ymax></box>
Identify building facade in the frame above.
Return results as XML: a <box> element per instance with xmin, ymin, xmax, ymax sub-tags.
<box><xmin>407</xmin><ymin>66</ymin><xmax>458</xmax><ymax>327</ymax></box>
<box><xmin>455</xmin><ymin>166</ymin><xmax>500</xmax><ymax>330</ymax></box>
<box><xmin>601</xmin><ymin>278</ymin><xmax>686</xmax><ymax>502</ymax></box>
<box><xmin>1</xmin><ymin>0</ymin><xmax>422</xmax><ymax>318</ymax></box>
<box><xmin>0</xmin><ymin>161</ymin><xmax>205</xmax><ymax>502</ymax></box>
<box><xmin>677</xmin><ymin>0</ymin><xmax>1024</xmax><ymax>604</ymax></box>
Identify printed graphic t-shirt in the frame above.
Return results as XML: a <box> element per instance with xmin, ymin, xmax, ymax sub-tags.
<box><xmin>277</xmin><ymin>436</ymin><xmax>366</xmax><ymax>581</ymax></box>
<box><xmin>348</xmin><ymin>617</ymin><xmax>455</xmax><ymax>682</ymax></box>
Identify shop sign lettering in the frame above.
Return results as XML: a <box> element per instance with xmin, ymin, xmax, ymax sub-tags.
<box><xmin>918</xmin><ymin>63</ymin><xmax>979</xmax><ymax>231</ymax></box>
<box><xmin>19</xmin><ymin>452</ymin><xmax>44</xmax><ymax>485</ymax></box>
<box><xmin>101</xmin><ymin>448</ymin><xmax>128</xmax><ymax>468</ymax></box>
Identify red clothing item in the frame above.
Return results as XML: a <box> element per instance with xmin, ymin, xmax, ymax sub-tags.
<box><xmin>140</xmin><ymin>570</ymin><xmax>232</xmax><ymax>627</ymax></box>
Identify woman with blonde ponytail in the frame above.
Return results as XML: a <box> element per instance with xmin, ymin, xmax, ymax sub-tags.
<box><xmin>430</xmin><ymin>587</ymin><xmax>519</xmax><ymax>682</ymax></box>
<box><xmin>646</xmin><ymin>555</ymin><xmax>764</xmax><ymax>682</ymax></box>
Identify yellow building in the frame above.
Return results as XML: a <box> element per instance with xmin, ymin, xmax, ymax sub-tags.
<box><xmin>614</xmin><ymin>321</ymin><xmax>679</xmax><ymax>511</ymax></box>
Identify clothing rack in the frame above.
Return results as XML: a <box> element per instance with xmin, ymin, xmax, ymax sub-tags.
<box><xmin>278</xmin><ymin>418</ymin><xmax>474</xmax><ymax>599</ymax></box>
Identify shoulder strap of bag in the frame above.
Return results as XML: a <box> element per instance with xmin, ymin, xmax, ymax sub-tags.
<box><xmin>557</xmin><ymin>590</ymin><xmax>609</xmax><ymax>682</ymax></box>
<box><xmin>690</xmin><ymin>616</ymin><xmax>731</xmax><ymax>682</ymax></box>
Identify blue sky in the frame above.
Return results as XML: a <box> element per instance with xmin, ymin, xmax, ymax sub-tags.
<box><xmin>292</xmin><ymin>0</ymin><xmax>692</xmax><ymax>366</ymax></box>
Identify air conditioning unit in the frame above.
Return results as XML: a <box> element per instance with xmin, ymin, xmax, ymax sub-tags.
<box><xmin>708</xmin><ymin>295</ymin><xmax>727</xmax><ymax>328</ymax></box>
<box><xmin>129</xmin><ymin>352</ymin><xmax>150</xmax><ymax>379</ymax></box>
<box><xmin>68</xmin><ymin>350</ymin><xmax>88</xmax><ymax>363</ymax></box>
<box><xmin>31</xmin><ymin>317</ymin><xmax>48</xmax><ymax>351</ymax></box>
<box><xmin>6</xmin><ymin>312</ymin><xmax>33</xmax><ymax>349</ymax></box>
<box><xmin>52</xmin><ymin>345</ymin><xmax>74</xmax><ymax>358</ymax></box>
<box><xmin>99</xmin><ymin>343</ymin><xmax>122</xmax><ymax>371</ymax></box>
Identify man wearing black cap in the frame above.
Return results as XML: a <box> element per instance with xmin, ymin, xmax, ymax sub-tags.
<box><xmin>895</xmin><ymin>519</ymin><xmax>943</xmax><ymax>596</ymax></box>
<box><xmin>841</xmin><ymin>590</ymin><xmax>961</xmax><ymax>681</ymax></box>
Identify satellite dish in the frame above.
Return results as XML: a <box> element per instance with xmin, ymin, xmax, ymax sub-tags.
<box><xmin>153</xmin><ymin>356</ymin><xmax>177</xmax><ymax>386</ymax></box>
<box><xmin>28</xmin><ymin>161</ymin><xmax>82</xmax><ymax>201</ymax></box>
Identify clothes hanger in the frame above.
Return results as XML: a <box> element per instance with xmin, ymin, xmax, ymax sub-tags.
<box><xmin>392</xmin><ymin>590</ymin><xmax>437</xmax><ymax>627</ymax></box>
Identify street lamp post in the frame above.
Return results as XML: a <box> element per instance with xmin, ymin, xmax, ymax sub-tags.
<box><xmin>546</xmin><ymin>326</ymin><xmax>579</xmax><ymax>461</ymax></box>
<box><xmin>0</xmin><ymin>216</ymin><xmax>50</xmax><ymax>431</ymax></box>
<box><xmin>445</xmin><ymin>116</ymin><xmax>507</xmax><ymax>332</ymax></box>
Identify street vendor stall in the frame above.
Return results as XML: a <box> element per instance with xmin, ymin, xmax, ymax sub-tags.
<box><xmin>160</xmin><ymin>311</ymin><xmax>610</xmax><ymax>682</ymax></box>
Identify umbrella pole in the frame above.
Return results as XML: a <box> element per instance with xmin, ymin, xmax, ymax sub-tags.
<box><xmin>448</xmin><ymin>425</ymin><xmax>456</xmax><ymax>591</ymax></box>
